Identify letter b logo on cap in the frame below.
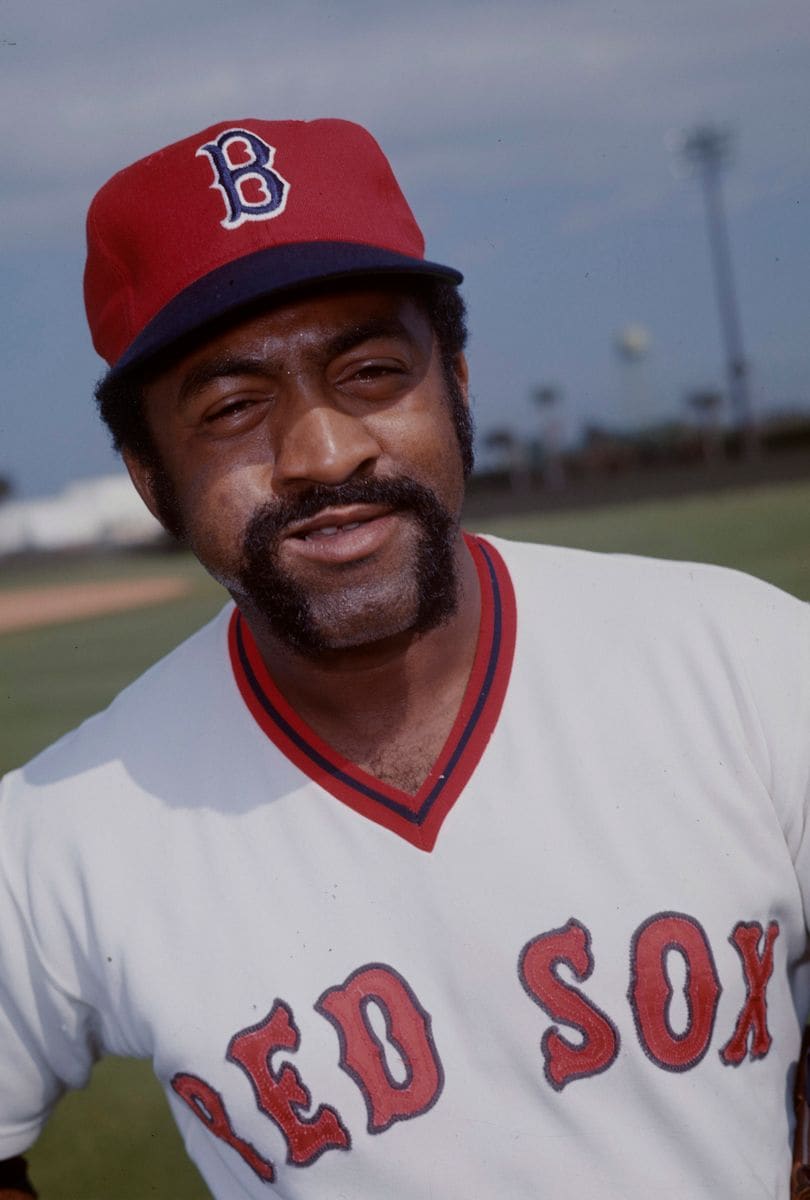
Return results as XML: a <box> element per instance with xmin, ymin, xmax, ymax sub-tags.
<box><xmin>197</xmin><ymin>127</ymin><xmax>290</xmax><ymax>230</ymax></box>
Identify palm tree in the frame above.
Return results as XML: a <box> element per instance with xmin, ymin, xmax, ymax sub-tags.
<box><xmin>532</xmin><ymin>385</ymin><xmax>566</xmax><ymax>489</ymax></box>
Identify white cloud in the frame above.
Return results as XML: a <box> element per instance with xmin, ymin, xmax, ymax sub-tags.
<box><xmin>2</xmin><ymin>0</ymin><xmax>809</xmax><ymax>249</ymax></box>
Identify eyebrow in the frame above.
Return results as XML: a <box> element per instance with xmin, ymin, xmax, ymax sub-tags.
<box><xmin>176</xmin><ymin>315</ymin><xmax>419</xmax><ymax>409</ymax></box>
<box><xmin>177</xmin><ymin>355</ymin><xmax>271</xmax><ymax>408</ymax></box>
<box><xmin>323</xmin><ymin>315</ymin><xmax>416</xmax><ymax>361</ymax></box>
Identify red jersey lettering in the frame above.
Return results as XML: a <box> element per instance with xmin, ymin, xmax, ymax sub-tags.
<box><xmin>629</xmin><ymin>912</ymin><xmax>721</xmax><ymax>1071</ymax></box>
<box><xmin>171</xmin><ymin>1072</ymin><xmax>275</xmax><ymax>1182</ymax></box>
<box><xmin>316</xmin><ymin>963</ymin><xmax>444</xmax><ymax>1133</ymax></box>
<box><xmin>518</xmin><ymin>919</ymin><xmax>620</xmax><ymax>1091</ymax></box>
<box><xmin>227</xmin><ymin>1000</ymin><xmax>350</xmax><ymax>1165</ymax></box>
<box><xmin>721</xmin><ymin>920</ymin><xmax>779</xmax><ymax>1065</ymax></box>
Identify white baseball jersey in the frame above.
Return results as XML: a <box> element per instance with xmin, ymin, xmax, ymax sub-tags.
<box><xmin>2</xmin><ymin>534</ymin><xmax>810</xmax><ymax>1198</ymax></box>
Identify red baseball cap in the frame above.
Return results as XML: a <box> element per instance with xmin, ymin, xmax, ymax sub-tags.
<box><xmin>84</xmin><ymin>118</ymin><xmax>463</xmax><ymax>379</ymax></box>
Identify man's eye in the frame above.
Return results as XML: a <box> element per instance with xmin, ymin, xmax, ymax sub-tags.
<box><xmin>347</xmin><ymin>362</ymin><xmax>405</xmax><ymax>384</ymax></box>
<box><xmin>205</xmin><ymin>397</ymin><xmax>258</xmax><ymax>423</ymax></box>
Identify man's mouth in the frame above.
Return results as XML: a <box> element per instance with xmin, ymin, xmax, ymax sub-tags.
<box><xmin>282</xmin><ymin>505</ymin><xmax>401</xmax><ymax>563</ymax></box>
<box><xmin>299</xmin><ymin>520</ymin><xmax>362</xmax><ymax>541</ymax></box>
<box><xmin>286</xmin><ymin>504</ymin><xmax>394</xmax><ymax>541</ymax></box>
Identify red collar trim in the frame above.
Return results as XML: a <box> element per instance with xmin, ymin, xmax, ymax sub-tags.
<box><xmin>228</xmin><ymin>534</ymin><xmax>516</xmax><ymax>852</ymax></box>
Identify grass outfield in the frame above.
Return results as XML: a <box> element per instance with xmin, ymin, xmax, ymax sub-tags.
<box><xmin>1</xmin><ymin>557</ymin><xmax>226</xmax><ymax>773</ymax></box>
<box><xmin>1</xmin><ymin>555</ymin><xmax>224</xmax><ymax>1199</ymax></box>
<box><xmin>474</xmin><ymin>477</ymin><xmax>810</xmax><ymax>599</ymax></box>
<box><xmin>3</xmin><ymin>476</ymin><xmax>810</xmax><ymax>1197</ymax></box>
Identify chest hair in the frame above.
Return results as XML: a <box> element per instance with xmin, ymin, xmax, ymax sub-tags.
<box><xmin>318</xmin><ymin>696</ymin><xmax>461</xmax><ymax>797</ymax></box>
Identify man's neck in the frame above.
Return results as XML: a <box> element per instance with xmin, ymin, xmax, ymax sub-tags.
<box><xmin>239</xmin><ymin>537</ymin><xmax>481</xmax><ymax>793</ymax></box>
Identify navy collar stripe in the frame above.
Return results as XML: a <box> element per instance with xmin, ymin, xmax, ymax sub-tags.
<box><xmin>235</xmin><ymin>616</ymin><xmax>424</xmax><ymax>822</ymax></box>
<box><xmin>418</xmin><ymin>539</ymin><xmax>502</xmax><ymax>813</ymax></box>
<box><xmin>228</xmin><ymin>534</ymin><xmax>517</xmax><ymax>850</ymax></box>
<box><xmin>234</xmin><ymin>539</ymin><xmax>502</xmax><ymax>824</ymax></box>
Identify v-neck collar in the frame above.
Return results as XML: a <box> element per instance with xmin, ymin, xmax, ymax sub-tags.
<box><xmin>228</xmin><ymin>534</ymin><xmax>516</xmax><ymax>852</ymax></box>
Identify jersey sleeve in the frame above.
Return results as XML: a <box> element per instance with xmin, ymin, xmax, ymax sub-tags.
<box><xmin>607</xmin><ymin>552</ymin><xmax>810</xmax><ymax>938</ymax></box>
<box><xmin>0</xmin><ymin>777</ymin><xmax>100</xmax><ymax>1158</ymax></box>
<box><xmin>731</xmin><ymin>583</ymin><xmax>810</xmax><ymax>934</ymax></box>
<box><xmin>785</xmin><ymin>608</ymin><xmax>810</xmax><ymax>935</ymax></box>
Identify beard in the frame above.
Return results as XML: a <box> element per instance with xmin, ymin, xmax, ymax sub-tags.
<box><xmin>231</xmin><ymin>476</ymin><xmax>461</xmax><ymax>657</ymax></box>
<box><xmin>142</xmin><ymin>361</ymin><xmax>473</xmax><ymax>656</ymax></box>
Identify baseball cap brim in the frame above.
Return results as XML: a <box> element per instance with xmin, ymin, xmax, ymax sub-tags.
<box><xmin>108</xmin><ymin>241</ymin><xmax>463</xmax><ymax>380</ymax></box>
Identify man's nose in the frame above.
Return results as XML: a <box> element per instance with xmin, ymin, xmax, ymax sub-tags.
<box><xmin>271</xmin><ymin>393</ymin><xmax>382</xmax><ymax>488</ymax></box>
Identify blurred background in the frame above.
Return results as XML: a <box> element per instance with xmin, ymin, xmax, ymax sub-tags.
<box><xmin>2</xmin><ymin>0</ymin><xmax>810</xmax><ymax>1195</ymax></box>
<box><xmin>2</xmin><ymin>0</ymin><xmax>810</xmax><ymax>514</ymax></box>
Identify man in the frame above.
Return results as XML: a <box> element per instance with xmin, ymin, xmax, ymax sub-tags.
<box><xmin>1</xmin><ymin>118</ymin><xmax>809</xmax><ymax>1200</ymax></box>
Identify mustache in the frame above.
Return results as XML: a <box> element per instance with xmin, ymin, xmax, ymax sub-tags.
<box><xmin>242</xmin><ymin>476</ymin><xmax>453</xmax><ymax>550</ymax></box>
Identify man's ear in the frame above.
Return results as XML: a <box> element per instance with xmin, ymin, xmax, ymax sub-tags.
<box><xmin>122</xmin><ymin>447</ymin><xmax>162</xmax><ymax>525</ymax></box>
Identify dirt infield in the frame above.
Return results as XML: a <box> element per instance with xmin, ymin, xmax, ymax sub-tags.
<box><xmin>0</xmin><ymin>576</ymin><xmax>191</xmax><ymax>634</ymax></box>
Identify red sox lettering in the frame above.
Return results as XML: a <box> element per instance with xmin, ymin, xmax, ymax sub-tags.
<box><xmin>171</xmin><ymin>964</ymin><xmax>444</xmax><ymax>1184</ymax></box>
<box><xmin>226</xmin><ymin>1002</ymin><xmax>351</xmax><ymax>1166</ymax></box>
<box><xmin>518</xmin><ymin>918</ymin><xmax>620</xmax><ymax>1089</ymax></box>
<box><xmin>720</xmin><ymin>920</ymin><xmax>780</xmax><ymax>1064</ymax></box>
<box><xmin>628</xmin><ymin>912</ymin><xmax>722</xmax><ymax>1073</ymax></box>
<box><xmin>171</xmin><ymin>1073</ymin><xmax>276</xmax><ymax>1182</ymax></box>
<box><xmin>172</xmin><ymin>913</ymin><xmax>779</xmax><ymax>1184</ymax></box>
<box><xmin>315</xmin><ymin>963</ymin><xmax>445</xmax><ymax>1134</ymax></box>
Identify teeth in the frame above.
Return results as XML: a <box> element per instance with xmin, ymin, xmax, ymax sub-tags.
<box><xmin>304</xmin><ymin>521</ymin><xmax>362</xmax><ymax>541</ymax></box>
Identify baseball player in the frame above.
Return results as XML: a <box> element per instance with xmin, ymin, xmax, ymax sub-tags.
<box><xmin>1</xmin><ymin>118</ymin><xmax>810</xmax><ymax>1199</ymax></box>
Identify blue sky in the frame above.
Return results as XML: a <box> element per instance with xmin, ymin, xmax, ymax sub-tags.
<box><xmin>2</xmin><ymin>0</ymin><xmax>809</xmax><ymax>496</ymax></box>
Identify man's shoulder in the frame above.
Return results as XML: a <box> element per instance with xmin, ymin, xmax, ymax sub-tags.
<box><xmin>481</xmin><ymin>531</ymin><xmax>806</xmax><ymax>611</ymax></box>
<box><xmin>1</xmin><ymin>603</ymin><xmax>235</xmax><ymax>811</ymax></box>
<box><xmin>479</xmin><ymin>532</ymin><xmax>810</xmax><ymax>656</ymax></box>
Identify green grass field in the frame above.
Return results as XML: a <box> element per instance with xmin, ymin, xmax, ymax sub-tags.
<box><xmin>3</xmin><ymin>477</ymin><xmax>810</xmax><ymax>1197</ymax></box>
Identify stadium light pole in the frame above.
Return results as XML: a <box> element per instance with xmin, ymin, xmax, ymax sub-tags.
<box><xmin>682</xmin><ymin>124</ymin><xmax>755</xmax><ymax>452</ymax></box>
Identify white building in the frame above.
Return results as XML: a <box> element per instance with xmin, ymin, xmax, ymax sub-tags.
<box><xmin>0</xmin><ymin>474</ymin><xmax>165</xmax><ymax>556</ymax></box>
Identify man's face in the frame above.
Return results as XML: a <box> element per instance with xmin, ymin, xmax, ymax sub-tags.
<box><xmin>129</xmin><ymin>286</ymin><xmax>471</xmax><ymax>656</ymax></box>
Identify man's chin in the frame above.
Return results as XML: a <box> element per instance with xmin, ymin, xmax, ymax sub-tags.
<box><xmin>245</xmin><ymin>577</ymin><xmax>421</xmax><ymax>656</ymax></box>
<box><xmin>236</xmin><ymin>476</ymin><xmax>461</xmax><ymax>658</ymax></box>
<box><xmin>296</xmin><ymin>592</ymin><xmax>424</xmax><ymax>654</ymax></box>
<box><xmin>240</xmin><ymin>561</ymin><xmax>459</xmax><ymax>659</ymax></box>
